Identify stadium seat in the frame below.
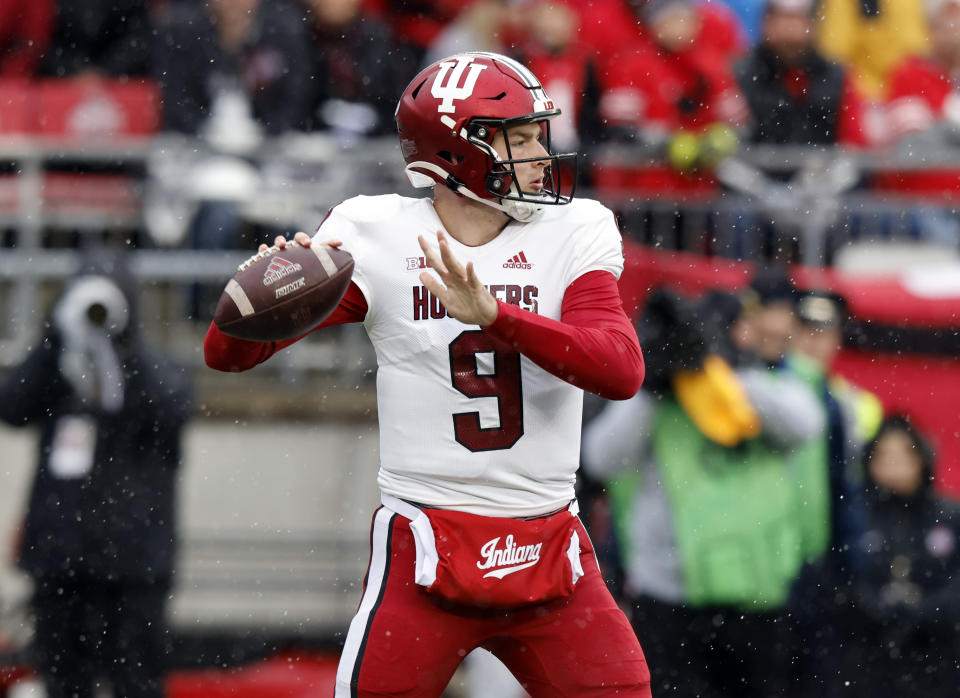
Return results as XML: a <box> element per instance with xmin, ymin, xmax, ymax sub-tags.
<box><xmin>166</xmin><ymin>653</ymin><xmax>339</xmax><ymax>698</ymax></box>
<box><xmin>34</xmin><ymin>79</ymin><xmax>160</xmax><ymax>137</ymax></box>
<box><xmin>0</xmin><ymin>81</ymin><xmax>31</xmax><ymax>135</ymax></box>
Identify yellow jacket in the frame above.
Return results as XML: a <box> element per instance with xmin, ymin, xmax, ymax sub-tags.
<box><xmin>816</xmin><ymin>0</ymin><xmax>928</xmax><ymax>99</ymax></box>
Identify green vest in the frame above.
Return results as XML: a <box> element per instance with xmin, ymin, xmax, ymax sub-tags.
<box><xmin>784</xmin><ymin>354</ymin><xmax>833</xmax><ymax>563</ymax></box>
<box><xmin>610</xmin><ymin>395</ymin><xmax>812</xmax><ymax>610</ymax></box>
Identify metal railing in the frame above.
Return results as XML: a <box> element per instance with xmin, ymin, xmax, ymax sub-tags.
<box><xmin>3</xmin><ymin>135</ymin><xmax>960</xmax><ymax>370</ymax></box>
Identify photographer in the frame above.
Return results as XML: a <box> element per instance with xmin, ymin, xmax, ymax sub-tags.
<box><xmin>0</xmin><ymin>255</ymin><xmax>193</xmax><ymax>698</ymax></box>
<box><xmin>582</xmin><ymin>289</ymin><xmax>825</xmax><ymax>698</ymax></box>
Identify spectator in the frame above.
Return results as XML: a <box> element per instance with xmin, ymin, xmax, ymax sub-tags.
<box><xmin>40</xmin><ymin>0</ymin><xmax>151</xmax><ymax>79</ymax></box>
<box><xmin>153</xmin><ymin>0</ymin><xmax>311</xmax><ymax>139</ymax></box>
<box><xmin>886</xmin><ymin>0</ymin><xmax>960</xmax><ymax>142</ymax></box>
<box><xmin>881</xmin><ymin>0</ymin><xmax>960</xmax><ymax>250</ymax></box>
<box><xmin>300</xmin><ymin>0</ymin><xmax>414</xmax><ymax>140</ymax></box>
<box><xmin>792</xmin><ymin>290</ymin><xmax>882</xmax><ymax>552</ymax></box>
<box><xmin>568</xmin><ymin>0</ymin><xmax>642</xmax><ymax>61</ymax></box>
<box><xmin>787</xmin><ymin>290</ymin><xmax>884</xmax><ymax>693</ymax></box>
<box><xmin>582</xmin><ymin>289</ymin><xmax>824</xmax><ymax>698</ymax></box>
<box><xmin>153</xmin><ymin>0</ymin><xmax>312</xmax><ymax>319</ymax></box>
<box><xmin>422</xmin><ymin>0</ymin><xmax>515</xmax><ymax>67</ymax></box>
<box><xmin>729</xmin><ymin>278</ymin><xmax>832</xmax><ymax>560</ymax></box>
<box><xmin>735</xmin><ymin>0</ymin><xmax>872</xmax><ymax>146</ymax></box>
<box><xmin>737</xmin><ymin>266</ymin><xmax>799</xmax><ymax>368</ymax></box>
<box><xmin>515</xmin><ymin>1</ymin><xmax>604</xmax><ymax>151</ymax></box>
<box><xmin>739</xmin><ymin>270</ymin><xmax>837</xmax><ymax>566</ymax></box>
<box><xmin>0</xmin><ymin>253</ymin><xmax>193</xmax><ymax>698</ymax></box>
<box><xmin>816</xmin><ymin>0</ymin><xmax>928</xmax><ymax>100</ymax></box>
<box><xmin>598</xmin><ymin>0</ymin><xmax>747</xmax><ymax>146</ymax></box>
<box><xmin>718</xmin><ymin>0</ymin><xmax>766</xmax><ymax>44</ymax></box>
<box><xmin>844</xmin><ymin>416</ymin><xmax>960</xmax><ymax>697</ymax></box>
<box><xmin>569</xmin><ymin>0</ymin><xmax>746</xmax><ymax>64</ymax></box>
<box><xmin>0</xmin><ymin>0</ymin><xmax>53</xmax><ymax>78</ymax></box>
<box><xmin>367</xmin><ymin>0</ymin><xmax>469</xmax><ymax>66</ymax></box>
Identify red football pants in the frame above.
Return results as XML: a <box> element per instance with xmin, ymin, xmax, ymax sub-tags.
<box><xmin>334</xmin><ymin>506</ymin><xmax>651</xmax><ymax>697</ymax></box>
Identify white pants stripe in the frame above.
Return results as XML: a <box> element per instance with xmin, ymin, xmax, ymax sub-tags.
<box><xmin>335</xmin><ymin>507</ymin><xmax>396</xmax><ymax>698</ymax></box>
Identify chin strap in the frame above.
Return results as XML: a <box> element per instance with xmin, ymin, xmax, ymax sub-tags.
<box><xmin>405</xmin><ymin>161</ymin><xmax>544</xmax><ymax>222</ymax></box>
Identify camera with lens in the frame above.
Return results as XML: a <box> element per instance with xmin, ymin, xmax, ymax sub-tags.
<box><xmin>54</xmin><ymin>275</ymin><xmax>130</xmax><ymax>341</ymax></box>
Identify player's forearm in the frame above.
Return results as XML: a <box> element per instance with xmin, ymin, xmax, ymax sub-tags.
<box><xmin>203</xmin><ymin>281</ymin><xmax>368</xmax><ymax>372</ymax></box>
<box><xmin>203</xmin><ymin>321</ymin><xmax>283</xmax><ymax>372</ymax></box>
<box><xmin>485</xmin><ymin>271</ymin><xmax>644</xmax><ymax>400</ymax></box>
<box><xmin>488</xmin><ymin>306</ymin><xmax>643</xmax><ymax>399</ymax></box>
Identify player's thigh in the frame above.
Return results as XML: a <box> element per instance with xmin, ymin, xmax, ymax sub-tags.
<box><xmin>335</xmin><ymin>509</ymin><xmax>480</xmax><ymax>698</ymax></box>
<box><xmin>489</xmin><ymin>542</ymin><xmax>651</xmax><ymax>696</ymax></box>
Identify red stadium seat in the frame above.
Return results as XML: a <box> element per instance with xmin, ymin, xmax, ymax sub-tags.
<box><xmin>0</xmin><ymin>80</ymin><xmax>161</xmax><ymax>230</ymax></box>
<box><xmin>0</xmin><ymin>80</ymin><xmax>31</xmax><ymax>134</ymax></box>
<box><xmin>167</xmin><ymin>653</ymin><xmax>339</xmax><ymax>698</ymax></box>
<box><xmin>33</xmin><ymin>79</ymin><xmax>159</xmax><ymax>137</ymax></box>
<box><xmin>869</xmin><ymin>169</ymin><xmax>960</xmax><ymax>203</ymax></box>
<box><xmin>591</xmin><ymin>162</ymin><xmax>720</xmax><ymax>201</ymax></box>
<box><xmin>1</xmin><ymin>652</ymin><xmax>339</xmax><ymax>698</ymax></box>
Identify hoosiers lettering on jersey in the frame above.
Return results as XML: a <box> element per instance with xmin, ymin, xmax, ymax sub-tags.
<box><xmin>412</xmin><ymin>284</ymin><xmax>539</xmax><ymax>321</ymax></box>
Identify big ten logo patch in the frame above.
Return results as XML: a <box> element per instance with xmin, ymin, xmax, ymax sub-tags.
<box><xmin>405</xmin><ymin>256</ymin><xmax>432</xmax><ymax>271</ymax></box>
<box><xmin>413</xmin><ymin>284</ymin><xmax>539</xmax><ymax>320</ymax></box>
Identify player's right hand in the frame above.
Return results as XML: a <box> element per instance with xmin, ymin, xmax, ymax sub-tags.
<box><xmin>418</xmin><ymin>230</ymin><xmax>499</xmax><ymax>327</ymax></box>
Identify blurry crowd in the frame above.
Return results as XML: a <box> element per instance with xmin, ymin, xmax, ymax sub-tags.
<box><xmin>580</xmin><ymin>273</ymin><xmax>960</xmax><ymax>698</ymax></box>
<box><xmin>2</xmin><ymin>0</ymin><xmax>960</xmax><ymax>152</ymax></box>
<box><xmin>3</xmin><ymin>1</ymin><xmax>960</xmax><ymax>696</ymax></box>
<box><xmin>4</xmin><ymin>0</ymin><xmax>960</xmax><ymax>270</ymax></box>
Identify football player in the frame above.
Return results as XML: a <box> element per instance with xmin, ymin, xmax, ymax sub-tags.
<box><xmin>205</xmin><ymin>52</ymin><xmax>650</xmax><ymax>697</ymax></box>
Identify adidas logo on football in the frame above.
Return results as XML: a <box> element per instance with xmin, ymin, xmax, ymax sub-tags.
<box><xmin>503</xmin><ymin>251</ymin><xmax>532</xmax><ymax>270</ymax></box>
<box><xmin>262</xmin><ymin>257</ymin><xmax>303</xmax><ymax>286</ymax></box>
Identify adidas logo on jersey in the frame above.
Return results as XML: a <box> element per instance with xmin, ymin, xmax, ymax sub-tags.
<box><xmin>262</xmin><ymin>257</ymin><xmax>303</xmax><ymax>286</ymax></box>
<box><xmin>503</xmin><ymin>251</ymin><xmax>532</xmax><ymax>270</ymax></box>
<box><xmin>476</xmin><ymin>534</ymin><xmax>542</xmax><ymax>579</ymax></box>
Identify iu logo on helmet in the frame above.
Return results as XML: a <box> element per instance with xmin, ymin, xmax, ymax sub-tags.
<box><xmin>431</xmin><ymin>56</ymin><xmax>488</xmax><ymax>114</ymax></box>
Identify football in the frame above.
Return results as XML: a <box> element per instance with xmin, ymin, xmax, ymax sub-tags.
<box><xmin>213</xmin><ymin>241</ymin><xmax>354</xmax><ymax>342</ymax></box>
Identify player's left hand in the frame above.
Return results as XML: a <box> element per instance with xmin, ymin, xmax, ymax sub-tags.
<box><xmin>418</xmin><ymin>230</ymin><xmax>498</xmax><ymax>327</ymax></box>
<box><xmin>258</xmin><ymin>231</ymin><xmax>338</xmax><ymax>253</ymax></box>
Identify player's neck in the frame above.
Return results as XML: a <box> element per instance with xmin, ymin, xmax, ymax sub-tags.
<box><xmin>432</xmin><ymin>187</ymin><xmax>510</xmax><ymax>247</ymax></box>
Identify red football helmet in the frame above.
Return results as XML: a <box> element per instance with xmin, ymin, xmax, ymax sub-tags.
<box><xmin>395</xmin><ymin>52</ymin><xmax>577</xmax><ymax>221</ymax></box>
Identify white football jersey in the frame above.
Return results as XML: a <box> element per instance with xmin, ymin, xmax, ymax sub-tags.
<box><xmin>314</xmin><ymin>194</ymin><xmax>624</xmax><ymax>517</ymax></box>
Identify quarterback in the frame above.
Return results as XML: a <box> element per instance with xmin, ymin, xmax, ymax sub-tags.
<box><xmin>205</xmin><ymin>52</ymin><xmax>650</xmax><ymax>697</ymax></box>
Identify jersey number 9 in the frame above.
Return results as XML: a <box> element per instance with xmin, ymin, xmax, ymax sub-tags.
<box><xmin>449</xmin><ymin>330</ymin><xmax>524</xmax><ymax>451</ymax></box>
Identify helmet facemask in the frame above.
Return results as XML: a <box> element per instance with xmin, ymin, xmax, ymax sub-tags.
<box><xmin>471</xmin><ymin>118</ymin><xmax>578</xmax><ymax>207</ymax></box>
